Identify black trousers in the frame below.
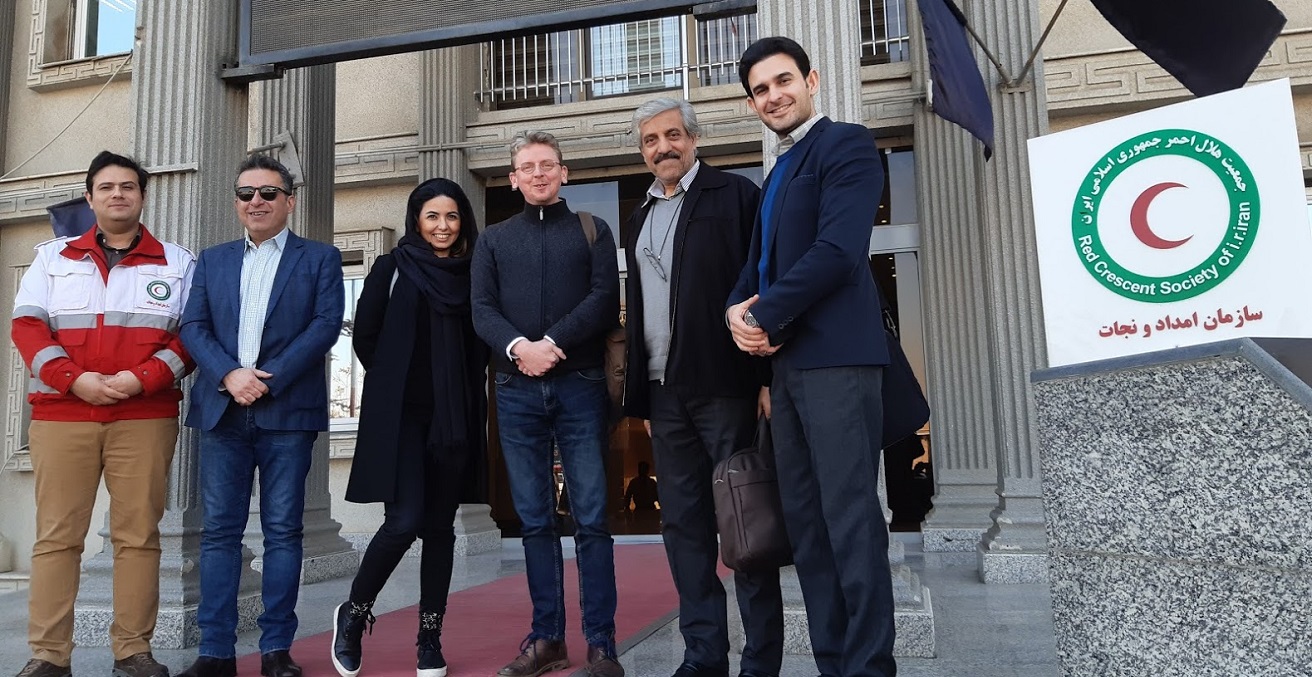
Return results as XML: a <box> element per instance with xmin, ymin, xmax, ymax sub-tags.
<box><xmin>649</xmin><ymin>383</ymin><xmax>784</xmax><ymax>675</ymax></box>
<box><xmin>350</xmin><ymin>413</ymin><xmax>467</xmax><ymax>613</ymax></box>
<box><xmin>771</xmin><ymin>364</ymin><xmax>895</xmax><ymax>677</ymax></box>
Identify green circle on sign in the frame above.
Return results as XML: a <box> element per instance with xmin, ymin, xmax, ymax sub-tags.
<box><xmin>1071</xmin><ymin>128</ymin><xmax>1259</xmax><ymax>303</ymax></box>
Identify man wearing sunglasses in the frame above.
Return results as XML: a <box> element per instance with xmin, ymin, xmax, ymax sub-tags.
<box><xmin>177</xmin><ymin>155</ymin><xmax>344</xmax><ymax>677</ymax></box>
<box><xmin>471</xmin><ymin>132</ymin><xmax>623</xmax><ymax>677</ymax></box>
<box><xmin>620</xmin><ymin>98</ymin><xmax>782</xmax><ymax>677</ymax></box>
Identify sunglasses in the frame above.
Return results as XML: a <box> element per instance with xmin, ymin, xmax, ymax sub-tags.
<box><xmin>234</xmin><ymin>185</ymin><xmax>293</xmax><ymax>202</ymax></box>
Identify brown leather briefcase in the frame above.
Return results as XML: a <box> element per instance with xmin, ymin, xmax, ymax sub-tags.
<box><xmin>713</xmin><ymin>417</ymin><xmax>793</xmax><ymax>572</ymax></box>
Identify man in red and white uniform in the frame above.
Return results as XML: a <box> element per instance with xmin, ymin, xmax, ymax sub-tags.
<box><xmin>10</xmin><ymin>151</ymin><xmax>194</xmax><ymax>677</ymax></box>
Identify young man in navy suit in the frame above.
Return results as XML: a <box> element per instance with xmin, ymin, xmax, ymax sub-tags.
<box><xmin>177</xmin><ymin>155</ymin><xmax>345</xmax><ymax>677</ymax></box>
<box><xmin>726</xmin><ymin>37</ymin><xmax>897</xmax><ymax>677</ymax></box>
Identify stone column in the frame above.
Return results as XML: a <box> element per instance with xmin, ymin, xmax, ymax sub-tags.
<box><xmin>0</xmin><ymin>0</ymin><xmax>12</xmax><ymax>572</ymax></box>
<box><xmin>911</xmin><ymin>0</ymin><xmax>1004</xmax><ymax>555</ymax></box>
<box><xmin>0</xmin><ymin>0</ymin><xmax>13</xmax><ymax>166</ymax></box>
<box><xmin>756</xmin><ymin>0</ymin><xmax>934</xmax><ymax>657</ymax></box>
<box><xmin>248</xmin><ymin>65</ymin><xmax>360</xmax><ymax>582</ymax></box>
<box><xmin>75</xmin><ymin>0</ymin><xmax>256</xmax><ymax>649</ymax></box>
<box><xmin>965</xmin><ymin>0</ymin><xmax>1051</xmax><ymax>584</ymax></box>
<box><xmin>420</xmin><ymin>46</ymin><xmax>486</xmax><ymax>223</ymax></box>
<box><xmin>420</xmin><ymin>46</ymin><xmax>502</xmax><ymax>555</ymax></box>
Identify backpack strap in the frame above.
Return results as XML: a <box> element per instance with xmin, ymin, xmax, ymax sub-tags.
<box><xmin>578</xmin><ymin>211</ymin><xmax>597</xmax><ymax>247</ymax></box>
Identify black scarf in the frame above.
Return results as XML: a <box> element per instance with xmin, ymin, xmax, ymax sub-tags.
<box><xmin>391</xmin><ymin>231</ymin><xmax>477</xmax><ymax>456</ymax></box>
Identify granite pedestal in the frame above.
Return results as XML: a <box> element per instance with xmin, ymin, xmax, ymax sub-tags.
<box><xmin>1033</xmin><ymin>339</ymin><xmax>1312</xmax><ymax>676</ymax></box>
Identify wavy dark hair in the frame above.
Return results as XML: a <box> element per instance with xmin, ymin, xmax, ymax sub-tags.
<box><xmin>405</xmin><ymin>178</ymin><xmax>478</xmax><ymax>258</ymax></box>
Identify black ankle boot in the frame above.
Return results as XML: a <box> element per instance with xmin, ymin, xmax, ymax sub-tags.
<box><xmin>417</xmin><ymin>611</ymin><xmax>447</xmax><ymax>677</ymax></box>
<box><xmin>330</xmin><ymin>600</ymin><xmax>375</xmax><ymax>677</ymax></box>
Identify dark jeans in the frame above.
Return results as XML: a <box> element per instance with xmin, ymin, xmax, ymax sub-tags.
<box><xmin>771</xmin><ymin>364</ymin><xmax>895</xmax><ymax>677</ymax></box>
<box><xmin>648</xmin><ymin>384</ymin><xmax>784</xmax><ymax>675</ymax></box>
<box><xmin>349</xmin><ymin>412</ymin><xmax>466</xmax><ymax>612</ymax></box>
<box><xmin>197</xmin><ymin>405</ymin><xmax>316</xmax><ymax>658</ymax></box>
<box><xmin>494</xmin><ymin>367</ymin><xmax>616</xmax><ymax>650</ymax></box>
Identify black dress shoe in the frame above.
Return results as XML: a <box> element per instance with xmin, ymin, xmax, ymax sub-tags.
<box><xmin>671</xmin><ymin>662</ymin><xmax>729</xmax><ymax>677</ymax></box>
<box><xmin>176</xmin><ymin>657</ymin><xmax>236</xmax><ymax>677</ymax></box>
<box><xmin>738</xmin><ymin>672</ymin><xmax>779</xmax><ymax>677</ymax></box>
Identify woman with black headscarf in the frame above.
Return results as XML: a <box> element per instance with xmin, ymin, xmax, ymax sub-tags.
<box><xmin>330</xmin><ymin>178</ymin><xmax>489</xmax><ymax>677</ymax></box>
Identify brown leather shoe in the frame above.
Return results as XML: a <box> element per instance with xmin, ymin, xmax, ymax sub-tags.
<box><xmin>15</xmin><ymin>660</ymin><xmax>71</xmax><ymax>677</ymax></box>
<box><xmin>497</xmin><ymin>638</ymin><xmax>569</xmax><ymax>677</ymax></box>
<box><xmin>583</xmin><ymin>645</ymin><xmax>624</xmax><ymax>677</ymax></box>
<box><xmin>112</xmin><ymin>652</ymin><xmax>169</xmax><ymax>677</ymax></box>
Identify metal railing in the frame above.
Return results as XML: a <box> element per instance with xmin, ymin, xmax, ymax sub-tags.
<box><xmin>477</xmin><ymin>0</ymin><xmax>909</xmax><ymax>110</ymax></box>
<box><xmin>863</xmin><ymin>0</ymin><xmax>911</xmax><ymax>65</ymax></box>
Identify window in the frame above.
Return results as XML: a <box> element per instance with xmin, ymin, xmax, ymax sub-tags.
<box><xmin>76</xmin><ymin>0</ymin><xmax>136</xmax><ymax>59</ymax></box>
<box><xmin>328</xmin><ymin>230</ymin><xmax>394</xmax><ymax>433</ymax></box>
<box><xmin>41</xmin><ymin>0</ymin><xmax>135</xmax><ymax>65</ymax></box>
<box><xmin>588</xmin><ymin>17</ymin><xmax>683</xmax><ymax>98</ymax></box>
<box><xmin>329</xmin><ymin>265</ymin><xmax>367</xmax><ymax>424</ymax></box>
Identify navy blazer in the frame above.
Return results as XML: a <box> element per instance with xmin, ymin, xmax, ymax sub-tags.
<box><xmin>728</xmin><ymin>117</ymin><xmax>890</xmax><ymax>369</ymax></box>
<box><xmin>180</xmin><ymin>230</ymin><xmax>345</xmax><ymax>432</ymax></box>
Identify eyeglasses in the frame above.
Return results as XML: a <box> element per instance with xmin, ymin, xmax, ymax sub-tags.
<box><xmin>514</xmin><ymin>160</ymin><xmax>560</xmax><ymax>175</ymax></box>
<box><xmin>234</xmin><ymin>185</ymin><xmax>293</xmax><ymax>202</ymax></box>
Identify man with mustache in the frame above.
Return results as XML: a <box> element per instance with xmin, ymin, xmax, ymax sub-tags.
<box><xmin>621</xmin><ymin>98</ymin><xmax>782</xmax><ymax>677</ymax></box>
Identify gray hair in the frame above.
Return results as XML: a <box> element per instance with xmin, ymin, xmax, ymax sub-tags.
<box><xmin>631</xmin><ymin>98</ymin><xmax>701</xmax><ymax>142</ymax></box>
<box><xmin>509</xmin><ymin>131</ymin><xmax>563</xmax><ymax>167</ymax></box>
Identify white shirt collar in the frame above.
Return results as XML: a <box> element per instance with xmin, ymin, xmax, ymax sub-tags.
<box><xmin>643</xmin><ymin>160</ymin><xmax>701</xmax><ymax>206</ymax></box>
<box><xmin>776</xmin><ymin>113</ymin><xmax>825</xmax><ymax>156</ymax></box>
<box><xmin>244</xmin><ymin>226</ymin><xmax>290</xmax><ymax>251</ymax></box>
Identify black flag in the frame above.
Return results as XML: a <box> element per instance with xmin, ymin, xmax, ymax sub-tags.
<box><xmin>918</xmin><ymin>0</ymin><xmax>995</xmax><ymax>159</ymax></box>
<box><xmin>1089</xmin><ymin>0</ymin><xmax>1286</xmax><ymax>97</ymax></box>
<box><xmin>46</xmin><ymin>197</ymin><xmax>96</xmax><ymax>238</ymax></box>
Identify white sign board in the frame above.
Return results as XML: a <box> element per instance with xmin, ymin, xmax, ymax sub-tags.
<box><xmin>1029</xmin><ymin>79</ymin><xmax>1312</xmax><ymax>368</ymax></box>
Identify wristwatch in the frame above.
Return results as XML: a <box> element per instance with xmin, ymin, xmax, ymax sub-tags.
<box><xmin>743</xmin><ymin>310</ymin><xmax>760</xmax><ymax>328</ymax></box>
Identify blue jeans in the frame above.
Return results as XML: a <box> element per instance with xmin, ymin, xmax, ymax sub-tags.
<box><xmin>197</xmin><ymin>405</ymin><xmax>316</xmax><ymax>658</ymax></box>
<box><xmin>494</xmin><ymin>367</ymin><xmax>617</xmax><ymax>650</ymax></box>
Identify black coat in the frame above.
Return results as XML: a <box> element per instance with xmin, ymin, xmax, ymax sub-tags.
<box><xmin>622</xmin><ymin>163</ymin><xmax>769</xmax><ymax>420</ymax></box>
<box><xmin>345</xmin><ymin>253</ymin><xmax>489</xmax><ymax>504</ymax></box>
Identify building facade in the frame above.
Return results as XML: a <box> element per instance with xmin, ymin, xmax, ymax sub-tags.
<box><xmin>1</xmin><ymin>0</ymin><xmax>1310</xmax><ymax>595</ymax></box>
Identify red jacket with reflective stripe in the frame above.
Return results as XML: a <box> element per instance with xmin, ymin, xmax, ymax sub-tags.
<box><xmin>11</xmin><ymin>225</ymin><xmax>196</xmax><ymax>422</ymax></box>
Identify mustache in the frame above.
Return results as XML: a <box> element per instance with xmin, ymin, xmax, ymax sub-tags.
<box><xmin>654</xmin><ymin>151</ymin><xmax>682</xmax><ymax>164</ymax></box>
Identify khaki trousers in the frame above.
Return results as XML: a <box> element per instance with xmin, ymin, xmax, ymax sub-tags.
<box><xmin>27</xmin><ymin>418</ymin><xmax>177</xmax><ymax>665</ymax></box>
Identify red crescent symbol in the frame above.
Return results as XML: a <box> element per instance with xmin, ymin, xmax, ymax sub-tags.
<box><xmin>1130</xmin><ymin>182</ymin><xmax>1191</xmax><ymax>250</ymax></box>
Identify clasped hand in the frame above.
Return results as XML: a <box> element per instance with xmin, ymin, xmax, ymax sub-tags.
<box><xmin>514</xmin><ymin>339</ymin><xmax>567</xmax><ymax>378</ymax></box>
<box><xmin>726</xmin><ymin>295</ymin><xmax>781</xmax><ymax>357</ymax></box>
<box><xmin>70</xmin><ymin>370</ymin><xmax>142</xmax><ymax>406</ymax></box>
<box><xmin>223</xmin><ymin>367</ymin><xmax>273</xmax><ymax>406</ymax></box>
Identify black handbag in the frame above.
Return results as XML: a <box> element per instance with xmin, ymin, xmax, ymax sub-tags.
<box><xmin>713</xmin><ymin>417</ymin><xmax>793</xmax><ymax>572</ymax></box>
<box><xmin>881</xmin><ymin>327</ymin><xmax>930</xmax><ymax>447</ymax></box>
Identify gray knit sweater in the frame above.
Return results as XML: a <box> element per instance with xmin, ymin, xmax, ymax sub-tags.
<box><xmin>471</xmin><ymin>199</ymin><xmax>620</xmax><ymax>375</ymax></box>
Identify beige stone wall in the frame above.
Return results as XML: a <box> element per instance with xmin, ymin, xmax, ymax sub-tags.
<box><xmin>335</xmin><ymin>183</ymin><xmax>412</xmax><ymax>234</ymax></box>
<box><xmin>336</xmin><ymin>53</ymin><xmax>421</xmax><ymax>141</ymax></box>
<box><xmin>4</xmin><ymin>0</ymin><xmax>133</xmax><ymax>176</ymax></box>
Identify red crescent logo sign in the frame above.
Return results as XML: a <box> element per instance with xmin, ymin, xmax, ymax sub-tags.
<box><xmin>1129</xmin><ymin>182</ymin><xmax>1191</xmax><ymax>250</ymax></box>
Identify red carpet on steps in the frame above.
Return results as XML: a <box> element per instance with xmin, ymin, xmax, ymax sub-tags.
<box><xmin>236</xmin><ymin>543</ymin><xmax>686</xmax><ymax>676</ymax></box>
